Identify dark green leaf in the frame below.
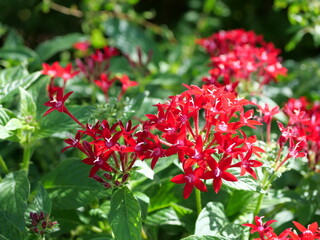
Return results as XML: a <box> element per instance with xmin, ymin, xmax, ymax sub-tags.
<box><xmin>35</xmin><ymin>33</ymin><xmax>85</xmax><ymax>61</ymax></box>
<box><xmin>0</xmin><ymin>171</ymin><xmax>30</xmax><ymax>239</ymax></box>
<box><xmin>41</xmin><ymin>158</ymin><xmax>107</xmax><ymax>209</ymax></box>
<box><xmin>3</xmin><ymin>29</ymin><xmax>24</xmax><ymax>48</ymax></box>
<box><xmin>36</xmin><ymin>105</ymin><xmax>95</xmax><ymax>139</ymax></box>
<box><xmin>28</xmin><ymin>183</ymin><xmax>52</xmax><ymax>215</ymax></box>
<box><xmin>108</xmin><ymin>187</ymin><xmax>142</xmax><ymax>240</ymax></box>
<box><xmin>104</xmin><ymin>18</ymin><xmax>161</xmax><ymax>63</ymax></box>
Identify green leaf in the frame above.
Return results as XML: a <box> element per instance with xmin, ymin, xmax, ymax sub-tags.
<box><xmin>0</xmin><ymin>46</ymin><xmax>41</xmax><ymax>68</ymax></box>
<box><xmin>225</xmin><ymin>190</ymin><xmax>256</xmax><ymax>218</ymax></box>
<box><xmin>222</xmin><ymin>169</ymin><xmax>265</xmax><ymax>193</ymax></box>
<box><xmin>0</xmin><ymin>107</ymin><xmax>14</xmax><ymax>125</ymax></box>
<box><xmin>219</xmin><ymin>223</ymin><xmax>245</xmax><ymax>239</ymax></box>
<box><xmin>146</xmin><ymin>207</ymin><xmax>182</xmax><ymax>226</ymax></box>
<box><xmin>108</xmin><ymin>187</ymin><xmax>142</xmax><ymax>240</ymax></box>
<box><xmin>104</xmin><ymin>18</ymin><xmax>161</xmax><ymax>63</ymax></box>
<box><xmin>19</xmin><ymin>87</ymin><xmax>37</xmax><ymax>118</ymax></box>
<box><xmin>195</xmin><ymin>202</ymin><xmax>228</xmax><ymax>236</ymax></box>
<box><xmin>28</xmin><ymin>183</ymin><xmax>52</xmax><ymax>215</ymax></box>
<box><xmin>41</xmin><ymin>158</ymin><xmax>107</xmax><ymax>209</ymax></box>
<box><xmin>181</xmin><ymin>235</ymin><xmax>226</xmax><ymax>240</ymax></box>
<box><xmin>36</xmin><ymin>105</ymin><xmax>95</xmax><ymax>139</ymax></box>
<box><xmin>0</xmin><ymin>118</ymin><xmax>23</xmax><ymax>140</ymax></box>
<box><xmin>35</xmin><ymin>33</ymin><xmax>85</xmax><ymax>61</ymax></box>
<box><xmin>3</xmin><ymin>29</ymin><xmax>24</xmax><ymax>48</ymax></box>
<box><xmin>0</xmin><ymin>66</ymin><xmax>41</xmax><ymax>103</ymax></box>
<box><xmin>0</xmin><ymin>171</ymin><xmax>30</xmax><ymax>239</ymax></box>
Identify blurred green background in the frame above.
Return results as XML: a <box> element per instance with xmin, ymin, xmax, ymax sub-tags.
<box><xmin>0</xmin><ymin>0</ymin><xmax>319</xmax><ymax>60</ymax></box>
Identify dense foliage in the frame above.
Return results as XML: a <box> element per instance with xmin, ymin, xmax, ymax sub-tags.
<box><xmin>0</xmin><ymin>1</ymin><xmax>319</xmax><ymax>240</ymax></box>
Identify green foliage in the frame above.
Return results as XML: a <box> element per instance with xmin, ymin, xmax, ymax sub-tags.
<box><xmin>35</xmin><ymin>33</ymin><xmax>86</xmax><ymax>62</ymax></box>
<box><xmin>0</xmin><ymin>171</ymin><xmax>29</xmax><ymax>240</ymax></box>
<box><xmin>274</xmin><ymin>0</ymin><xmax>320</xmax><ymax>50</ymax></box>
<box><xmin>108</xmin><ymin>187</ymin><xmax>142</xmax><ymax>240</ymax></box>
<box><xmin>41</xmin><ymin>158</ymin><xmax>107</xmax><ymax>209</ymax></box>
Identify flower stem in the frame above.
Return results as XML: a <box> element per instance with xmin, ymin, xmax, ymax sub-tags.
<box><xmin>0</xmin><ymin>154</ymin><xmax>8</xmax><ymax>174</ymax></box>
<box><xmin>195</xmin><ymin>188</ymin><xmax>202</xmax><ymax>216</ymax></box>
<box><xmin>21</xmin><ymin>144</ymin><xmax>33</xmax><ymax>174</ymax></box>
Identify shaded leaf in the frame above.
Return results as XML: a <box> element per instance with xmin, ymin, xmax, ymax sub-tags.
<box><xmin>28</xmin><ymin>183</ymin><xmax>52</xmax><ymax>215</ymax></box>
<box><xmin>35</xmin><ymin>33</ymin><xmax>85</xmax><ymax>61</ymax></box>
<box><xmin>104</xmin><ymin>18</ymin><xmax>161</xmax><ymax>63</ymax></box>
<box><xmin>195</xmin><ymin>202</ymin><xmax>227</xmax><ymax>236</ymax></box>
<box><xmin>41</xmin><ymin>158</ymin><xmax>107</xmax><ymax>209</ymax></box>
<box><xmin>108</xmin><ymin>187</ymin><xmax>142</xmax><ymax>240</ymax></box>
<box><xmin>0</xmin><ymin>171</ymin><xmax>30</xmax><ymax>240</ymax></box>
<box><xmin>36</xmin><ymin>105</ymin><xmax>95</xmax><ymax>139</ymax></box>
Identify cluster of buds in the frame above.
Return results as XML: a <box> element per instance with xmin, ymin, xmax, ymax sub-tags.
<box><xmin>28</xmin><ymin>212</ymin><xmax>58</xmax><ymax>236</ymax></box>
<box><xmin>197</xmin><ymin>29</ymin><xmax>287</xmax><ymax>92</ymax></box>
<box><xmin>244</xmin><ymin>216</ymin><xmax>320</xmax><ymax>240</ymax></box>
<box><xmin>282</xmin><ymin>97</ymin><xmax>320</xmax><ymax>172</ymax></box>
<box><xmin>143</xmin><ymin>84</ymin><xmax>264</xmax><ymax>198</ymax></box>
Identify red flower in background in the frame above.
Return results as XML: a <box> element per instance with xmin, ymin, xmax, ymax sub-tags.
<box><xmin>43</xmin><ymin>88</ymin><xmax>73</xmax><ymax>116</ymax></box>
<box><xmin>197</xmin><ymin>29</ymin><xmax>287</xmax><ymax>92</ymax></box>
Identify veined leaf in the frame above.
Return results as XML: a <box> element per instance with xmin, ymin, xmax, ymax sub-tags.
<box><xmin>19</xmin><ymin>87</ymin><xmax>36</xmax><ymax>118</ymax></box>
<box><xmin>41</xmin><ymin>158</ymin><xmax>107</xmax><ymax>209</ymax></box>
<box><xmin>35</xmin><ymin>33</ymin><xmax>85</xmax><ymax>61</ymax></box>
<box><xmin>27</xmin><ymin>183</ymin><xmax>52</xmax><ymax>216</ymax></box>
<box><xmin>108</xmin><ymin>187</ymin><xmax>142</xmax><ymax>240</ymax></box>
<box><xmin>181</xmin><ymin>235</ymin><xmax>227</xmax><ymax>240</ymax></box>
<box><xmin>0</xmin><ymin>66</ymin><xmax>41</xmax><ymax>103</ymax></box>
<box><xmin>223</xmin><ymin>169</ymin><xmax>265</xmax><ymax>193</ymax></box>
<box><xmin>195</xmin><ymin>202</ymin><xmax>227</xmax><ymax>236</ymax></box>
<box><xmin>36</xmin><ymin>105</ymin><xmax>95</xmax><ymax>139</ymax></box>
<box><xmin>0</xmin><ymin>171</ymin><xmax>30</xmax><ymax>240</ymax></box>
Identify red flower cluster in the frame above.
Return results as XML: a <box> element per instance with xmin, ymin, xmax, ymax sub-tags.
<box><xmin>197</xmin><ymin>29</ymin><xmax>287</xmax><ymax>91</ymax></box>
<box><xmin>143</xmin><ymin>84</ymin><xmax>264</xmax><ymax>198</ymax></box>
<box><xmin>75</xmin><ymin>46</ymin><xmax>119</xmax><ymax>83</ymax></box>
<box><xmin>282</xmin><ymin>97</ymin><xmax>320</xmax><ymax>172</ymax></box>
<box><xmin>75</xmin><ymin>46</ymin><xmax>138</xmax><ymax>101</ymax></box>
<box><xmin>62</xmin><ymin>120</ymin><xmax>173</xmax><ymax>188</ymax></box>
<box><xmin>244</xmin><ymin>216</ymin><xmax>320</xmax><ymax>240</ymax></box>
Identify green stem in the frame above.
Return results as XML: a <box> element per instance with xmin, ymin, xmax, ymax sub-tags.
<box><xmin>195</xmin><ymin>188</ymin><xmax>202</xmax><ymax>216</ymax></box>
<box><xmin>21</xmin><ymin>144</ymin><xmax>33</xmax><ymax>174</ymax></box>
<box><xmin>0</xmin><ymin>155</ymin><xmax>9</xmax><ymax>174</ymax></box>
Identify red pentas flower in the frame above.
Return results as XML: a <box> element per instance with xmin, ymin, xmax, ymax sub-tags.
<box><xmin>73</xmin><ymin>40</ymin><xmax>91</xmax><ymax>52</ymax></box>
<box><xmin>43</xmin><ymin>87</ymin><xmax>73</xmax><ymax>116</ymax></box>
<box><xmin>42</xmin><ymin>62</ymin><xmax>79</xmax><ymax>82</ymax></box>
<box><xmin>289</xmin><ymin>221</ymin><xmax>320</xmax><ymax>240</ymax></box>
<box><xmin>197</xmin><ymin>29</ymin><xmax>287</xmax><ymax>93</ymax></box>
<box><xmin>117</xmin><ymin>74</ymin><xmax>139</xmax><ymax>100</ymax></box>
<box><xmin>143</xmin><ymin>84</ymin><xmax>263</xmax><ymax>198</ymax></box>
<box><xmin>281</xmin><ymin>97</ymin><xmax>320</xmax><ymax>171</ymax></box>
<box><xmin>243</xmin><ymin>216</ymin><xmax>277</xmax><ymax>239</ymax></box>
<box><xmin>171</xmin><ymin>166</ymin><xmax>207</xmax><ymax>199</ymax></box>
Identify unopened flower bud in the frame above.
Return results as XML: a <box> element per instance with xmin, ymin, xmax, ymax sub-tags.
<box><xmin>122</xmin><ymin>173</ymin><xmax>130</xmax><ymax>183</ymax></box>
<box><xmin>103</xmin><ymin>173</ymin><xmax>112</xmax><ymax>180</ymax></box>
